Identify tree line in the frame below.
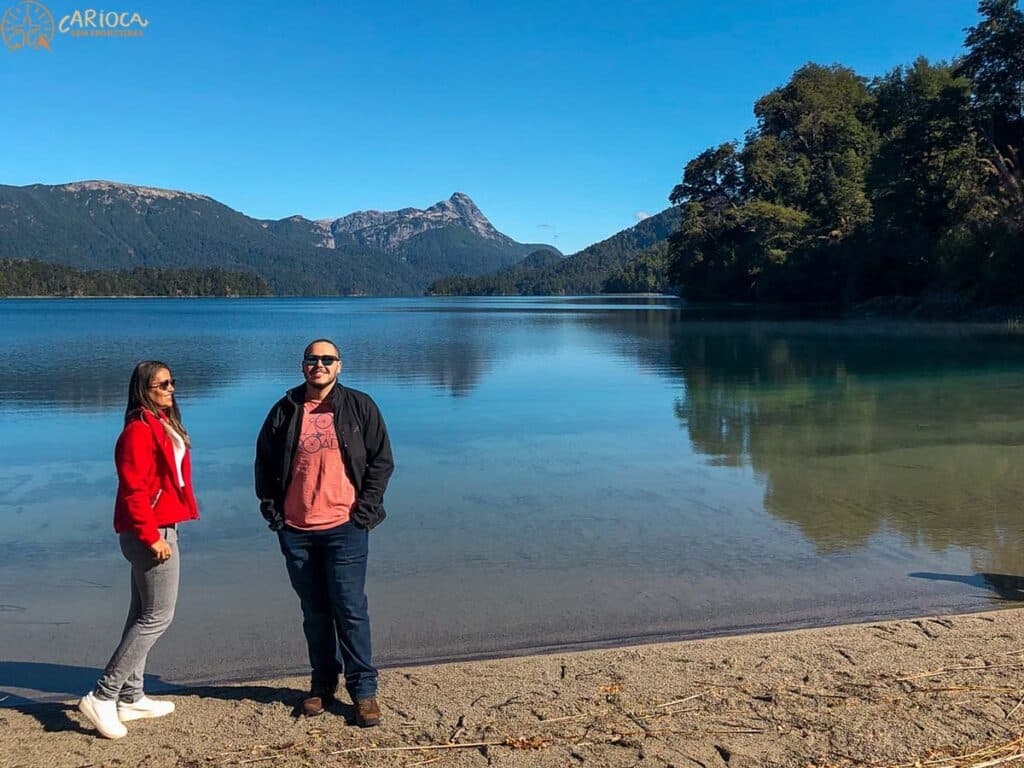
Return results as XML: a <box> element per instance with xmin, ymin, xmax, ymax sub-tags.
<box><xmin>668</xmin><ymin>0</ymin><xmax>1023</xmax><ymax>305</ymax></box>
<box><xmin>0</xmin><ymin>259</ymin><xmax>271</xmax><ymax>297</ymax></box>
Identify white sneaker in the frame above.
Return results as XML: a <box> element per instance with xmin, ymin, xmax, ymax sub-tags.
<box><xmin>78</xmin><ymin>692</ymin><xmax>128</xmax><ymax>739</ymax></box>
<box><xmin>117</xmin><ymin>695</ymin><xmax>175</xmax><ymax>722</ymax></box>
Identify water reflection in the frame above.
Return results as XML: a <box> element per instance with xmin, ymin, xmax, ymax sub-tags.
<box><xmin>4</xmin><ymin>301</ymin><xmax>1023</xmax><ymax>564</ymax></box>
<box><xmin>1</xmin><ymin>299</ymin><xmax>618</xmax><ymax>406</ymax></box>
<box><xmin>635</xmin><ymin>321</ymin><xmax>1024</xmax><ymax>566</ymax></box>
<box><xmin>0</xmin><ymin>297</ymin><xmax>703</xmax><ymax>410</ymax></box>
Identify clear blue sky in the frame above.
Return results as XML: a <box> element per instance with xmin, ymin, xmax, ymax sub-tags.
<box><xmin>1</xmin><ymin>0</ymin><xmax>979</xmax><ymax>253</ymax></box>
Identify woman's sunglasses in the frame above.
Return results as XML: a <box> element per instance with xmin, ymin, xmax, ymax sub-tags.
<box><xmin>150</xmin><ymin>378</ymin><xmax>176</xmax><ymax>391</ymax></box>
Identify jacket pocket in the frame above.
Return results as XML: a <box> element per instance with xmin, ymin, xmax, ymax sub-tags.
<box><xmin>351</xmin><ymin>501</ymin><xmax>385</xmax><ymax>530</ymax></box>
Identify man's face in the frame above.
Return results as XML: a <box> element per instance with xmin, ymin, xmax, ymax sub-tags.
<box><xmin>302</xmin><ymin>342</ymin><xmax>341</xmax><ymax>389</ymax></box>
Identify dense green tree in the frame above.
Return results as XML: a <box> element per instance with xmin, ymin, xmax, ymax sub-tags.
<box><xmin>669</xmin><ymin>198</ymin><xmax>811</xmax><ymax>301</ymax></box>
<box><xmin>958</xmin><ymin>0</ymin><xmax>1024</xmax><ymax>153</ymax></box>
<box><xmin>749</xmin><ymin>63</ymin><xmax>877</xmax><ymax>236</ymax></box>
<box><xmin>669</xmin><ymin>143</ymin><xmax>745</xmax><ymax>210</ymax></box>
<box><xmin>950</xmin><ymin>0</ymin><xmax>1024</xmax><ymax>303</ymax></box>
<box><xmin>667</xmin><ymin>2</ymin><xmax>1024</xmax><ymax>307</ymax></box>
<box><xmin>668</xmin><ymin>65</ymin><xmax>877</xmax><ymax>302</ymax></box>
<box><xmin>865</xmin><ymin>59</ymin><xmax>991</xmax><ymax>296</ymax></box>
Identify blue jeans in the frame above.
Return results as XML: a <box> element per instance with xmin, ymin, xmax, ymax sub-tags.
<box><xmin>277</xmin><ymin>521</ymin><xmax>376</xmax><ymax>701</ymax></box>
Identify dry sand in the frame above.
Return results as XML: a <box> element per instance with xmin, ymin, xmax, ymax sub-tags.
<box><xmin>5</xmin><ymin>608</ymin><xmax>1024</xmax><ymax>768</ymax></box>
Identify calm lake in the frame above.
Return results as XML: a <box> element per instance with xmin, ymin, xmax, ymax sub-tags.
<box><xmin>2</xmin><ymin>297</ymin><xmax>1024</xmax><ymax>703</ymax></box>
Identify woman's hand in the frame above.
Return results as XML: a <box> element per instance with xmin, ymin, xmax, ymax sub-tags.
<box><xmin>150</xmin><ymin>539</ymin><xmax>172</xmax><ymax>562</ymax></box>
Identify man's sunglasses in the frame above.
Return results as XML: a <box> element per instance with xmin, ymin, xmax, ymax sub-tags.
<box><xmin>303</xmin><ymin>355</ymin><xmax>339</xmax><ymax>367</ymax></box>
<box><xmin>150</xmin><ymin>378</ymin><xmax>176</xmax><ymax>391</ymax></box>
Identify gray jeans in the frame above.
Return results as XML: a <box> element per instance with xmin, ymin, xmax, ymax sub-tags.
<box><xmin>94</xmin><ymin>526</ymin><xmax>179</xmax><ymax>703</ymax></box>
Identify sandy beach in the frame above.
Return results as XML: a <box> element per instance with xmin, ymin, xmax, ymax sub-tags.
<box><xmin>5</xmin><ymin>607</ymin><xmax>1024</xmax><ymax>768</ymax></box>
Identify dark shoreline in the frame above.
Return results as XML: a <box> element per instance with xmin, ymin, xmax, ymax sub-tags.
<box><xmin>4</xmin><ymin>594</ymin><xmax>1008</xmax><ymax>707</ymax></box>
<box><xmin>3</xmin><ymin>292</ymin><xmax>1021</xmax><ymax>323</ymax></box>
<box><xmin>845</xmin><ymin>294</ymin><xmax>1024</xmax><ymax>324</ymax></box>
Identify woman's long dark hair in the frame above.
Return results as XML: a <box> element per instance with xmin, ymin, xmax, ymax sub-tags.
<box><xmin>125</xmin><ymin>360</ymin><xmax>190</xmax><ymax>447</ymax></box>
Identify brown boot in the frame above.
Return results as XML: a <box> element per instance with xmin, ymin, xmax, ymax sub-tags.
<box><xmin>300</xmin><ymin>690</ymin><xmax>334</xmax><ymax>717</ymax></box>
<box><xmin>354</xmin><ymin>696</ymin><xmax>381</xmax><ymax>727</ymax></box>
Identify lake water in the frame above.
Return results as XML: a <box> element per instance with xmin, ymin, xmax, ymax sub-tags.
<box><xmin>3</xmin><ymin>297</ymin><xmax>1024</xmax><ymax>703</ymax></box>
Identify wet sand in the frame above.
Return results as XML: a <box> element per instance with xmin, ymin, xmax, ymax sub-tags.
<box><xmin>5</xmin><ymin>607</ymin><xmax>1024</xmax><ymax>767</ymax></box>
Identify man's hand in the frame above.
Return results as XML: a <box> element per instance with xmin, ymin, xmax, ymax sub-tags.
<box><xmin>150</xmin><ymin>539</ymin><xmax>172</xmax><ymax>562</ymax></box>
<box><xmin>261</xmin><ymin>500</ymin><xmax>284</xmax><ymax>531</ymax></box>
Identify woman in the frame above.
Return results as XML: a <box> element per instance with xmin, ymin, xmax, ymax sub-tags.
<box><xmin>78</xmin><ymin>361</ymin><xmax>199</xmax><ymax>739</ymax></box>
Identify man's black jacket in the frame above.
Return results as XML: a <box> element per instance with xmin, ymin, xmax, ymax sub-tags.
<box><xmin>255</xmin><ymin>384</ymin><xmax>394</xmax><ymax>531</ymax></box>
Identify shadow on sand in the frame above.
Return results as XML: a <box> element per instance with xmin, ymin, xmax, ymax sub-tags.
<box><xmin>0</xmin><ymin>661</ymin><xmax>350</xmax><ymax>731</ymax></box>
<box><xmin>909</xmin><ymin>572</ymin><xmax>1024</xmax><ymax>602</ymax></box>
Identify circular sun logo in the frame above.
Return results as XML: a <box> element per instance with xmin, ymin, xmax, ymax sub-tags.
<box><xmin>1</xmin><ymin>1</ymin><xmax>55</xmax><ymax>51</ymax></box>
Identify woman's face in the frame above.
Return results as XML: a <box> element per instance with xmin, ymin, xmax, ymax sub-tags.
<box><xmin>148</xmin><ymin>367</ymin><xmax>175</xmax><ymax>410</ymax></box>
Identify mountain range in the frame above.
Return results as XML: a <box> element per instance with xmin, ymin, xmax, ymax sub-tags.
<box><xmin>0</xmin><ymin>182</ymin><xmax>555</xmax><ymax>295</ymax></box>
<box><xmin>0</xmin><ymin>180</ymin><xmax>678</xmax><ymax>296</ymax></box>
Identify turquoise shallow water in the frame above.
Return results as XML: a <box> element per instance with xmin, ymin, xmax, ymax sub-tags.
<box><xmin>2</xmin><ymin>297</ymin><xmax>1024</xmax><ymax>703</ymax></box>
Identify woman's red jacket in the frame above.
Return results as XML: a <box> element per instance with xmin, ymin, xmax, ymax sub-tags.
<box><xmin>113</xmin><ymin>410</ymin><xmax>200</xmax><ymax>545</ymax></box>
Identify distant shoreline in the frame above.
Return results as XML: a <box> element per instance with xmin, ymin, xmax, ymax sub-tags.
<box><xmin>0</xmin><ymin>294</ymin><xmax>257</xmax><ymax>299</ymax></box>
<box><xmin>2</xmin><ymin>293</ymin><xmax>1022</xmax><ymax>324</ymax></box>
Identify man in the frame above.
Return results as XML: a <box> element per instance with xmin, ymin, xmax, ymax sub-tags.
<box><xmin>255</xmin><ymin>339</ymin><xmax>394</xmax><ymax>726</ymax></box>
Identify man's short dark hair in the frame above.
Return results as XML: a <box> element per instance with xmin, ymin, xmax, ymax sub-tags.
<box><xmin>303</xmin><ymin>338</ymin><xmax>340</xmax><ymax>357</ymax></box>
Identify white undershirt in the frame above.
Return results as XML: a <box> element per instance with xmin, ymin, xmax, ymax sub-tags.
<box><xmin>164</xmin><ymin>424</ymin><xmax>186</xmax><ymax>488</ymax></box>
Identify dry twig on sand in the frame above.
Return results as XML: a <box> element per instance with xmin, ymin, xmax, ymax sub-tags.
<box><xmin>893</xmin><ymin>664</ymin><xmax>1024</xmax><ymax>683</ymax></box>
<box><xmin>1005</xmin><ymin>693</ymin><xmax>1024</xmax><ymax>719</ymax></box>
<box><xmin>652</xmin><ymin>691</ymin><xmax>708</xmax><ymax>708</ymax></box>
<box><xmin>326</xmin><ymin>740</ymin><xmax>503</xmax><ymax>756</ymax></box>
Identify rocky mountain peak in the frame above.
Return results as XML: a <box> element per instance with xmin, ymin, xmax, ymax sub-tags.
<box><xmin>423</xmin><ymin>193</ymin><xmax>496</xmax><ymax>238</ymax></box>
<box><xmin>323</xmin><ymin>193</ymin><xmax>509</xmax><ymax>252</ymax></box>
<box><xmin>432</xmin><ymin>191</ymin><xmax>481</xmax><ymax>215</ymax></box>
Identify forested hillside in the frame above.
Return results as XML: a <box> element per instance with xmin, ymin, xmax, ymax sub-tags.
<box><xmin>667</xmin><ymin>0</ymin><xmax>1023</xmax><ymax>304</ymax></box>
<box><xmin>428</xmin><ymin>209</ymin><xmax>677</xmax><ymax>295</ymax></box>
